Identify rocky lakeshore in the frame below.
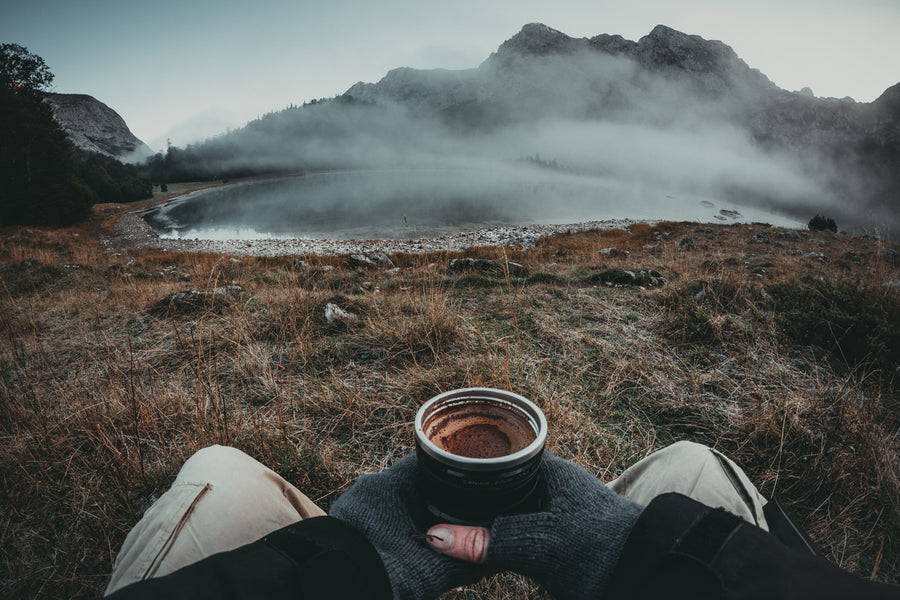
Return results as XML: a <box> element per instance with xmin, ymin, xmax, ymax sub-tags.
<box><xmin>106</xmin><ymin>207</ymin><xmax>654</xmax><ymax>257</ymax></box>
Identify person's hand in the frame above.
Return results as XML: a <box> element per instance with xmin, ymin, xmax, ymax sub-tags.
<box><xmin>329</xmin><ymin>454</ymin><xmax>487</xmax><ymax>600</ymax></box>
<box><xmin>427</xmin><ymin>452</ymin><xmax>644</xmax><ymax>600</ymax></box>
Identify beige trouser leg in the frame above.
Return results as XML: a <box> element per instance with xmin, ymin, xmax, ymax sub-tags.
<box><xmin>608</xmin><ymin>440</ymin><xmax>769</xmax><ymax>531</ymax></box>
<box><xmin>105</xmin><ymin>445</ymin><xmax>326</xmax><ymax>596</ymax></box>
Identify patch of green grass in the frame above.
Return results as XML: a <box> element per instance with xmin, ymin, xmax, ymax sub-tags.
<box><xmin>524</xmin><ymin>272</ymin><xmax>569</xmax><ymax>286</ymax></box>
<box><xmin>659</xmin><ymin>297</ymin><xmax>715</xmax><ymax>345</ymax></box>
<box><xmin>767</xmin><ymin>276</ymin><xmax>900</xmax><ymax>380</ymax></box>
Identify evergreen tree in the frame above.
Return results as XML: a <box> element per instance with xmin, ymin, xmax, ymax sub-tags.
<box><xmin>1</xmin><ymin>43</ymin><xmax>93</xmax><ymax>226</ymax></box>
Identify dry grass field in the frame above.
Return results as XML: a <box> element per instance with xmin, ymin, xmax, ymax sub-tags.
<box><xmin>1</xmin><ymin>209</ymin><xmax>898</xmax><ymax>598</ymax></box>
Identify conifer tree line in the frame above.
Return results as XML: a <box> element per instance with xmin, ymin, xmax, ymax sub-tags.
<box><xmin>0</xmin><ymin>43</ymin><xmax>152</xmax><ymax>227</ymax></box>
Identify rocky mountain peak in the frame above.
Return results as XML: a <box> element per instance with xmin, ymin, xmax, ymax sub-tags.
<box><xmin>637</xmin><ymin>24</ymin><xmax>735</xmax><ymax>70</ymax></box>
<box><xmin>493</xmin><ymin>23</ymin><xmax>586</xmax><ymax>58</ymax></box>
<box><xmin>44</xmin><ymin>93</ymin><xmax>153</xmax><ymax>162</ymax></box>
<box><xmin>633</xmin><ymin>24</ymin><xmax>775</xmax><ymax>96</ymax></box>
<box><xmin>873</xmin><ymin>82</ymin><xmax>900</xmax><ymax>115</ymax></box>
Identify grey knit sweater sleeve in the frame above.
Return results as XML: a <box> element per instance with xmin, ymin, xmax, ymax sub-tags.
<box><xmin>487</xmin><ymin>453</ymin><xmax>643</xmax><ymax>600</ymax></box>
<box><xmin>330</xmin><ymin>455</ymin><xmax>485</xmax><ymax>600</ymax></box>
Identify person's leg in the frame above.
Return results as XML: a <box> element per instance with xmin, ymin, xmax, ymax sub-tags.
<box><xmin>105</xmin><ymin>445</ymin><xmax>326</xmax><ymax>595</ymax></box>
<box><xmin>608</xmin><ymin>440</ymin><xmax>769</xmax><ymax>531</ymax></box>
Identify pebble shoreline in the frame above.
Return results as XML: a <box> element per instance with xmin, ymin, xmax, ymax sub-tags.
<box><xmin>107</xmin><ymin>209</ymin><xmax>654</xmax><ymax>257</ymax></box>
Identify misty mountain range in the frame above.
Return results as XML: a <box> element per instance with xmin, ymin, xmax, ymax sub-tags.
<box><xmin>56</xmin><ymin>23</ymin><xmax>900</xmax><ymax>235</ymax></box>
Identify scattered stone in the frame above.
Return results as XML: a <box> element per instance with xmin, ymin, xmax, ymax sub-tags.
<box><xmin>361</xmin><ymin>282</ymin><xmax>376</xmax><ymax>292</ymax></box>
<box><xmin>750</xmin><ymin>232</ymin><xmax>771</xmax><ymax>244</ymax></box>
<box><xmin>230</xmin><ymin>258</ymin><xmax>242</xmax><ymax>264</ymax></box>
<box><xmin>293</xmin><ymin>259</ymin><xmax>311</xmax><ymax>270</ymax></box>
<box><xmin>884</xmin><ymin>280</ymin><xmax>900</xmax><ymax>291</ymax></box>
<box><xmin>781</xmin><ymin>230</ymin><xmax>802</xmax><ymax>240</ymax></box>
<box><xmin>806</xmin><ymin>252</ymin><xmax>828</xmax><ymax>263</ymax></box>
<box><xmin>600</xmin><ymin>247</ymin><xmax>629</xmax><ymax>257</ymax></box>
<box><xmin>325</xmin><ymin>303</ymin><xmax>357</xmax><ymax>323</ymax></box>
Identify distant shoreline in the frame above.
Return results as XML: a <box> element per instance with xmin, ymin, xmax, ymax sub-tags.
<box><xmin>106</xmin><ymin>206</ymin><xmax>656</xmax><ymax>257</ymax></box>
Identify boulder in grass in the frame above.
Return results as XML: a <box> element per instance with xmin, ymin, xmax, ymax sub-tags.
<box><xmin>349</xmin><ymin>252</ymin><xmax>396</xmax><ymax>269</ymax></box>
<box><xmin>349</xmin><ymin>254</ymin><xmax>378</xmax><ymax>269</ymax></box>
<box><xmin>590</xmin><ymin>268</ymin><xmax>666</xmax><ymax>288</ymax></box>
<box><xmin>155</xmin><ymin>285</ymin><xmax>243</xmax><ymax>314</ymax></box>
<box><xmin>325</xmin><ymin>303</ymin><xmax>357</xmax><ymax>324</ymax></box>
<box><xmin>368</xmin><ymin>252</ymin><xmax>395</xmax><ymax>268</ymax></box>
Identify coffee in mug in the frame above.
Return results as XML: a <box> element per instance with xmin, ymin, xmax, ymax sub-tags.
<box><xmin>414</xmin><ymin>388</ymin><xmax>547</xmax><ymax>525</ymax></box>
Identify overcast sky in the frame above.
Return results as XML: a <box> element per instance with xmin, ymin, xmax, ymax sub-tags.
<box><xmin>3</xmin><ymin>0</ymin><xmax>898</xmax><ymax>151</ymax></box>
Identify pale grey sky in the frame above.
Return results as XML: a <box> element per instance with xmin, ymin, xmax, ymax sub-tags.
<box><xmin>3</xmin><ymin>0</ymin><xmax>898</xmax><ymax>151</ymax></box>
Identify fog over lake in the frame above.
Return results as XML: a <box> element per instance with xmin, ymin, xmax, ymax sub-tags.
<box><xmin>144</xmin><ymin>167</ymin><xmax>803</xmax><ymax>241</ymax></box>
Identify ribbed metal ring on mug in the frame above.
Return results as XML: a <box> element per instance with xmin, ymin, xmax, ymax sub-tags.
<box><xmin>414</xmin><ymin>388</ymin><xmax>548</xmax><ymax>525</ymax></box>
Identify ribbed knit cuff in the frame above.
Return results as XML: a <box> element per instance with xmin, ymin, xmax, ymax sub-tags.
<box><xmin>488</xmin><ymin>499</ymin><xmax>642</xmax><ymax>600</ymax></box>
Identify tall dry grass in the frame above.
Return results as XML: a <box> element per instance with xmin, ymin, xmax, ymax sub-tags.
<box><xmin>1</xmin><ymin>218</ymin><xmax>898</xmax><ymax>598</ymax></box>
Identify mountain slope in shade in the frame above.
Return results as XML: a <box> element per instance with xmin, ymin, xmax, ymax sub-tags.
<box><xmin>44</xmin><ymin>93</ymin><xmax>154</xmax><ymax>163</ymax></box>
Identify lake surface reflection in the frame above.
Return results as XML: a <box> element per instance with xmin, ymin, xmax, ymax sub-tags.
<box><xmin>144</xmin><ymin>168</ymin><xmax>799</xmax><ymax>240</ymax></box>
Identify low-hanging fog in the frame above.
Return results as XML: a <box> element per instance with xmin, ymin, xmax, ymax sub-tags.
<box><xmin>149</xmin><ymin>35</ymin><xmax>896</xmax><ymax>240</ymax></box>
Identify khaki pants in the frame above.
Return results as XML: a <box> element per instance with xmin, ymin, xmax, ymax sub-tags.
<box><xmin>105</xmin><ymin>441</ymin><xmax>768</xmax><ymax>595</ymax></box>
<box><xmin>608</xmin><ymin>440</ymin><xmax>769</xmax><ymax>531</ymax></box>
<box><xmin>105</xmin><ymin>445</ymin><xmax>325</xmax><ymax>595</ymax></box>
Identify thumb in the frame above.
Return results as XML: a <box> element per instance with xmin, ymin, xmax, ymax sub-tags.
<box><xmin>425</xmin><ymin>524</ymin><xmax>490</xmax><ymax>564</ymax></box>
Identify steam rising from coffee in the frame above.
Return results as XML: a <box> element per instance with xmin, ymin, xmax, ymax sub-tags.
<box><xmin>156</xmin><ymin>46</ymin><xmax>890</xmax><ymax>238</ymax></box>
